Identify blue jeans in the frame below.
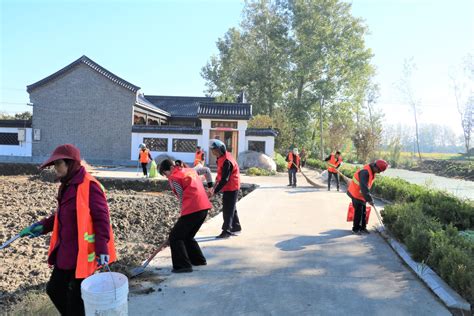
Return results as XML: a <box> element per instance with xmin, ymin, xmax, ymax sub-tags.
<box><xmin>288</xmin><ymin>169</ymin><xmax>297</xmax><ymax>185</ymax></box>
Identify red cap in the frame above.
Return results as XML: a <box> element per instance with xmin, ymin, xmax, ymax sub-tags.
<box><xmin>375</xmin><ymin>159</ymin><xmax>389</xmax><ymax>172</ymax></box>
<box><xmin>40</xmin><ymin>144</ymin><xmax>81</xmax><ymax>169</ymax></box>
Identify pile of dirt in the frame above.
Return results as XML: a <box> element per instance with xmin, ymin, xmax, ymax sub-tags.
<box><xmin>0</xmin><ymin>175</ymin><xmax>255</xmax><ymax>312</ymax></box>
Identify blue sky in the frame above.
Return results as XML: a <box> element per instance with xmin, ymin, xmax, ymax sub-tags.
<box><xmin>1</xmin><ymin>0</ymin><xmax>473</xmax><ymax>136</ymax></box>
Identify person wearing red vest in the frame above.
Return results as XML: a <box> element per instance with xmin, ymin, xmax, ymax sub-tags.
<box><xmin>208</xmin><ymin>139</ymin><xmax>242</xmax><ymax>239</ymax></box>
<box><xmin>193</xmin><ymin>146</ymin><xmax>205</xmax><ymax>167</ymax></box>
<box><xmin>19</xmin><ymin>144</ymin><xmax>116</xmax><ymax>315</ymax></box>
<box><xmin>285</xmin><ymin>148</ymin><xmax>301</xmax><ymax>187</ymax></box>
<box><xmin>159</xmin><ymin>159</ymin><xmax>212</xmax><ymax>273</ymax></box>
<box><xmin>324</xmin><ymin>151</ymin><xmax>342</xmax><ymax>191</ymax></box>
<box><xmin>346</xmin><ymin>160</ymin><xmax>388</xmax><ymax>234</ymax></box>
<box><xmin>138</xmin><ymin>143</ymin><xmax>153</xmax><ymax>177</ymax></box>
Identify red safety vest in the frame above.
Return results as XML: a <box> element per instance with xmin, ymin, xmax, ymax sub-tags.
<box><xmin>287</xmin><ymin>152</ymin><xmax>300</xmax><ymax>170</ymax></box>
<box><xmin>327</xmin><ymin>154</ymin><xmax>342</xmax><ymax>173</ymax></box>
<box><xmin>194</xmin><ymin>150</ymin><xmax>205</xmax><ymax>166</ymax></box>
<box><xmin>168</xmin><ymin>167</ymin><xmax>212</xmax><ymax>216</ymax></box>
<box><xmin>216</xmin><ymin>152</ymin><xmax>240</xmax><ymax>192</ymax></box>
<box><xmin>139</xmin><ymin>149</ymin><xmax>150</xmax><ymax>163</ymax></box>
<box><xmin>48</xmin><ymin>173</ymin><xmax>117</xmax><ymax>279</ymax></box>
<box><xmin>347</xmin><ymin>164</ymin><xmax>374</xmax><ymax>202</ymax></box>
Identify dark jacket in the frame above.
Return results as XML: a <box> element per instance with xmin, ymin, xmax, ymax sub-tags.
<box><xmin>40</xmin><ymin>167</ymin><xmax>111</xmax><ymax>270</ymax></box>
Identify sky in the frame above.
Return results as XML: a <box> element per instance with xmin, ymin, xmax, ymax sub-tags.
<box><xmin>1</xmin><ymin>0</ymin><xmax>473</xmax><ymax>137</ymax></box>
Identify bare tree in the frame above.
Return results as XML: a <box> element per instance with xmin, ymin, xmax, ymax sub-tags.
<box><xmin>451</xmin><ymin>54</ymin><xmax>474</xmax><ymax>156</ymax></box>
<box><xmin>398</xmin><ymin>58</ymin><xmax>422</xmax><ymax>161</ymax></box>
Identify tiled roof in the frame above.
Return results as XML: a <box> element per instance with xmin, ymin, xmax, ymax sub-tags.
<box><xmin>198</xmin><ymin>102</ymin><xmax>252</xmax><ymax>120</ymax></box>
<box><xmin>27</xmin><ymin>55</ymin><xmax>141</xmax><ymax>93</ymax></box>
<box><xmin>132</xmin><ymin>125</ymin><xmax>202</xmax><ymax>135</ymax></box>
<box><xmin>135</xmin><ymin>94</ymin><xmax>170</xmax><ymax>117</ymax></box>
<box><xmin>245</xmin><ymin>128</ymin><xmax>278</xmax><ymax>137</ymax></box>
<box><xmin>144</xmin><ymin>95</ymin><xmax>215</xmax><ymax>118</ymax></box>
<box><xmin>0</xmin><ymin>120</ymin><xmax>32</xmax><ymax>128</ymax></box>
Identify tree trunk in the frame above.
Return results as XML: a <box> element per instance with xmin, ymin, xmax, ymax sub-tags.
<box><xmin>413</xmin><ymin>107</ymin><xmax>422</xmax><ymax>161</ymax></box>
<box><xmin>320</xmin><ymin>97</ymin><xmax>325</xmax><ymax>160</ymax></box>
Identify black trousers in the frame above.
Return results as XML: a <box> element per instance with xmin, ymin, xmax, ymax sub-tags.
<box><xmin>288</xmin><ymin>169</ymin><xmax>297</xmax><ymax>185</ymax></box>
<box><xmin>141</xmin><ymin>162</ymin><xmax>148</xmax><ymax>176</ymax></box>
<box><xmin>169</xmin><ymin>209</ymin><xmax>208</xmax><ymax>270</ymax></box>
<box><xmin>222</xmin><ymin>190</ymin><xmax>241</xmax><ymax>233</ymax></box>
<box><xmin>327</xmin><ymin>171</ymin><xmax>340</xmax><ymax>190</ymax></box>
<box><xmin>351</xmin><ymin>198</ymin><xmax>367</xmax><ymax>231</ymax></box>
<box><xmin>46</xmin><ymin>268</ymin><xmax>85</xmax><ymax>316</ymax></box>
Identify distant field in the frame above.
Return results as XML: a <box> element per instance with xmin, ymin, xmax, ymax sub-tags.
<box><xmin>379</xmin><ymin>151</ymin><xmax>466</xmax><ymax>160</ymax></box>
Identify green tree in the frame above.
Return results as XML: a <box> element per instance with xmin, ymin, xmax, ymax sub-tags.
<box><xmin>202</xmin><ymin>0</ymin><xmax>377</xmax><ymax>155</ymax></box>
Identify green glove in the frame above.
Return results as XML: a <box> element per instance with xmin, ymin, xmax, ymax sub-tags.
<box><xmin>19</xmin><ymin>223</ymin><xmax>44</xmax><ymax>238</ymax></box>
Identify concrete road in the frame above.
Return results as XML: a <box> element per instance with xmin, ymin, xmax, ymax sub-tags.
<box><xmin>125</xmin><ymin>171</ymin><xmax>449</xmax><ymax>316</ymax></box>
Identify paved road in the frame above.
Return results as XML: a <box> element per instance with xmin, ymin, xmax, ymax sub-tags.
<box><xmin>121</xmin><ymin>170</ymin><xmax>449</xmax><ymax>316</ymax></box>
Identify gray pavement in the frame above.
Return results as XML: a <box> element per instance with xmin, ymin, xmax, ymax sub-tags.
<box><xmin>106</xmin><ymin>169</ymin><xmax>449</xmax><ymax>316</ymax></box>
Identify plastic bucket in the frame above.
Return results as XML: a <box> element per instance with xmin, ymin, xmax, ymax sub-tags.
<box><xmin>81</xmin><ymin>272</ymin><xmax>129</xmax><ymax>316</ymax></box>
<box><xmin>346</xmin><ymin>202</ymin><xmax>371</xmax><ymax>223</ymax></box>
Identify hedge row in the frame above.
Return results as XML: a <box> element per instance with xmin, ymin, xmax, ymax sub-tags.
<box><xmin>383</xmin><ymin>203</ymin><xmax>474</xmax><ymax>304</ymax></box>
<box><xmin>300</xmin><ymin>158</ymin><xmax>474</xmax><ymax>304</ymax></box>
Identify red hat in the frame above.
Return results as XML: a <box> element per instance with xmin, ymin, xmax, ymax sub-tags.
<box><xmin>375</xmin><ymin>159</ymin><xmax>389</xmax><ymax>172</ymax></box>
<box><xmin>40</xmin><ymin>144</ymin><xmax>81</xmax><ymax>169</ymax></box>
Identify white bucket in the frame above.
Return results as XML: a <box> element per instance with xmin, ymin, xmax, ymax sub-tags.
<box><xmin>81</xmin><ymin>272</ymin><xmax>129</xmax><ymax>316</ymax></box>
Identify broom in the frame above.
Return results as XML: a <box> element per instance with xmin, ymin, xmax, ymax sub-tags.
<box><xmin>291</xmin><ymin>162</ymin><xmax>326</xmax><ymax>189</ymax></box>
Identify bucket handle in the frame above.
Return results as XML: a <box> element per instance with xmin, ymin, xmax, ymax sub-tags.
<box><xmin>103</xmin><ymin>263</ymin><xmax>117</xmax><ymax>301</ymax></box>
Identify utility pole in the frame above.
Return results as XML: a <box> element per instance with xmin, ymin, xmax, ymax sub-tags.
<box><xmin>320</xmin><ymin>97</ymin><xmax>325</xmax><ymax>160</ymax></box>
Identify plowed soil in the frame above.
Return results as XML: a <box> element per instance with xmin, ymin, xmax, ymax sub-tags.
<box><xmin>0</xmin><ymin>175</ymin><xmax>253</xmax><ymax>313</ymax></box>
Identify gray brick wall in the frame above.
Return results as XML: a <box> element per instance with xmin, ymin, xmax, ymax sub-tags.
<box><xmin>30</xmin><ymin>64</ymin><xmax>135</xmax><ymax>162</ymax></box>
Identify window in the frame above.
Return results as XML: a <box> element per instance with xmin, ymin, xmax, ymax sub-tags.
<box><xmin>172</xmin><ymin>139</ymin><xmax>197</xmax><ymax>152</ymax></box>
<box><xmin>0</xmin><ymin>133</ymin><xmax>20</xmax><ymax>145</ymax></box>
<box><xmin>248</xmin><ymin>140</ymin><xmax>265</xmax><ymax>153</ymax></box>
<box><xmin>144</xmin><ymin>138</ymin><xmax>168</xmax><ymax>151</ymax></box>
<box><xmin>211</xmin><ymin>121</ymin><xmax>238</xmax><ymax>129</ymax></box>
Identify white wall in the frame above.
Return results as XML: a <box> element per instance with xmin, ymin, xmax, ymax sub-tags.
<box><xmin>201</xmin><ymin>119</ymin><xmax>211</xmax><ymax>164</ymax></box>
<box><xmin>245</xmin><ymin>135</ymin><xmax>275</xmax><ymax>158</ymax></box>
<box><xmin>131</xmin><ymin>132</ymin><xmax>204</xmax><ymax>164</ymax></box>
<box><xmin>0</xmin><ymin>128</ymin><xmax>32</xmax><ymax>157</ymax></box>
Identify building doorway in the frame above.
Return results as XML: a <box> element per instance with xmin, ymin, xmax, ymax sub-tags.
<box><xmin>209</xmin><ymin>130</ymin><xmax>238</xmax><ymax>166</ymax></box>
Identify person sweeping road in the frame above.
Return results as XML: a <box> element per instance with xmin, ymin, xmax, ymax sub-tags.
<box><xmin>325</xmin><ymin>151</ymin><xmax>343</xmax><ymax>191</ymax></box>
<box><xmin>208</xmin><ymin>139</ymin><xmax>242</xmax><ymax>239</ymax></box>
<box><xmin>286</xmin><ymin>148</ymin><xmax>301</xmax><ymax>187</ymax></box>
<box><xmin>19</xmin><ymin>143</ymin><xmax>116</xmax><ymax>316</ymax></box>
<box><xmin>347</xmin><ymin>159</ymin><xmax>388</xmax><ymax>235</ymax></box>
<box><xmin>159</xmin><ymin>159</ymin><xmax>211</xmax><ymax>273</ymax></box>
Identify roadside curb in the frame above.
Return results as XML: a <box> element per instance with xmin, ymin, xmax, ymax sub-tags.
<box><xmin>378</xmin><ymin>228</ymin><xmax>471</xmax><ymax>312</ymax></box>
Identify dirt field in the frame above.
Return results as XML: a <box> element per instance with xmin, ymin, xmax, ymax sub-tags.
<box><xmin>0</xmin><ymin>174</ymin><xmax>254</xmax><ymax>313</ymax></box>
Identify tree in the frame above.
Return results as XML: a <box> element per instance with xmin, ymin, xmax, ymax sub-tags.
<box><xmin>202</xmin><ymin>0</ymin><xmax>377</xmax><ymax>158</ymax></box>
<box><xmin>14</xmin><ymin>111</ymin><xmax>32</xmax><ymax>120</ymax></box>
<box><xmin>201</xmin><ymin>1</ymin><xmax>290</xmax><ymax>115</ymax></box>
<box><xmin>398</xmin><ymin>58</ymin><xmax>422</xmax><ymax>161</ymax></box>
<box><xmin>451</xmin><ymin>54</ymin><xmax>474</xmax><ymax>156</ymax></box>
<box><xmin>0</xmin><ymin>111</ymin><xmax>32</xmax><ymax>120</ymax></box>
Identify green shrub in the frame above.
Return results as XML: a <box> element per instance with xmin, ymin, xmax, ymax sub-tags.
<box><xmin>383</xmin><ymin>203</ymin><xmax>474</xmax><ymax>303</ymax></box>
<box><xmin>274</xmin><ymin>153</ymin><xmax>287</xmax><ymax>172</ymax></box>
<box><xmin>305</xmin><ymin>158</ymin><xmax>326</xmax><ymax>170</ymax></box>
<box><xmin>246</xmin><ymin>167</ymin><xmax>276</xmax><ymax>176</ymax></box>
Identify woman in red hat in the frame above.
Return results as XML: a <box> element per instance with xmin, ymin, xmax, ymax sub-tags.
<box><xmin>346</xmin><ymin>159</ymin><xmax>388</xmax><ymax>234</ymax></box>
<box><xmin>19</xmin><ymin>144</ymin><xmax>116</xmax><ymax>315</ymax></box>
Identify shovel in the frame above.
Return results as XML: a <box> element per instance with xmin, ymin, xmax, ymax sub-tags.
<box><xmin>129</xmin><ymin>239</ymin><xmax>169</xmax><ymax>278</ymax></box>
<box><xmin>0</xmin><ymin>234</ymin><xmax>21</xmax><ymax>250</ymax></box>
